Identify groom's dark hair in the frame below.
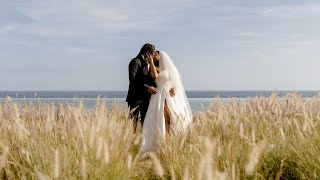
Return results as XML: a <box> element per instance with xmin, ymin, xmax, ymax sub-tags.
<box><xmin>136</xmin><ymin>43</ymin><xmax>155</xmax><ymax>58</ymax></box>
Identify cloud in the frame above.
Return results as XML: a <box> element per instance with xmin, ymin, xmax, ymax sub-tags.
<box><xmin>0</xmin><ymin>66</ymin><xmax>68</xmax><ymax>74</ymax></box>
<box><xmin>232</xmin><ymin>32</ymin><xmax>264</xmax><ymax>38</ymax></box>
<box><xmin>21</xmin><ymin>24</ymin><xmax>89</xmax><ymax>38</ymax></box>
<box><xmin>273</xmin><ymin>40</ymin><xmax>314</xmax><ymax>47</ymax></box>
<box><xmin>64</xmin><ymin>47</ymin><xmax>96</xmax><ymax>54</ymax></box>
<box><xmin>9</xmin><ymin>0</ymin><xmax>199</xmax><ymax>38</ymax></box>
<box><xmin>258</xmin><ymin>2</ymin><xmax>320</xmax><ymax>19</ymax></box>
<box><xmin>286</xmin><ymin>33</ymin><xmax>305</xmax><ymax>39</ymax></box>
<box><xmin>0</xmin><ymin>24</ymin><xmax>18</xmax><ymax>34</ymax></box>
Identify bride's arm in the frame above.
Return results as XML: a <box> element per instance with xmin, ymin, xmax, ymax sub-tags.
<box><xmin>146</xmin><ymin>54</ymin><xmax>158</xmax><ymax>79</ymax></box>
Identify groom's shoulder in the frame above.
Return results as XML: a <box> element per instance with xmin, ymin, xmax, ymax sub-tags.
<box><xmin>129</xmin><ymin>57</ymin><xmax>142</xmax><ymax>65</ymax></box>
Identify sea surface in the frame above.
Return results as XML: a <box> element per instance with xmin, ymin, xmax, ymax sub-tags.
<box><xmin>0</xmin><ymin>91</ymin><xmax>318</xmax><ymax>112</ymax></box>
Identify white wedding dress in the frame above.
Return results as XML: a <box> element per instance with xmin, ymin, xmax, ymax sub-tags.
<box><xmin>141</xmin><ymin>51</ymin><xmax>192</xmax><ymax>151</ymax></box>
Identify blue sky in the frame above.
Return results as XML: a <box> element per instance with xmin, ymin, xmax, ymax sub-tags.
<box><xmin>1</xmin><ymin>0</ymin><xmax>320</xmax><ymax>90</ymax></box>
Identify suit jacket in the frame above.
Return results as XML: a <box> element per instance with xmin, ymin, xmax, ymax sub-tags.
<box><xmin>126</xmin><ymin>55</ymin><xmax>156</xmax><ymax>104</ymax></box>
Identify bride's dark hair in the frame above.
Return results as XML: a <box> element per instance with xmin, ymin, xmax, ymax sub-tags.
<box><xmin>136</xmin><ymin>43</ymin><xmax>155</xmax><ymax>58</ymax></box>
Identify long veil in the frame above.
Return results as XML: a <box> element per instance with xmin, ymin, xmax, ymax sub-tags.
<box><xmin>159</xmin><ymin>51</ymin><xmax>192</xmax><ymax>131</ymax></box>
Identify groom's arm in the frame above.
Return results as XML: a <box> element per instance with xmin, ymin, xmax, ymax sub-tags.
<box><xmin>143</xmin><ymin>84</ymin><xmax>151</xmax><ymax>90</ymax></box>
<box><xmin>144</xmin><ymin>75</ymin><xmax>157</xmax><ymax>94</ymax></box>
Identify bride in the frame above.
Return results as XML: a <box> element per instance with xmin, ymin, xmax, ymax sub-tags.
<box><xmin>141</xmin><ymin>51</ymin><xmax>192</xmax><ymax>151</ymax></box>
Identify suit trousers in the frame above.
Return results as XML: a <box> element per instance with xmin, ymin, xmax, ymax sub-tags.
<box><xmin>128</xmin><ymin>102</ymin><xmax>149</xmax><ymax>132</ymax></box>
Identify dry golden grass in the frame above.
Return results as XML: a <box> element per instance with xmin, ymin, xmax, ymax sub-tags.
<box><xmin>0</xmin><ymin>93</ymin><xmax>320</xmax><ymax>179</ymax></box>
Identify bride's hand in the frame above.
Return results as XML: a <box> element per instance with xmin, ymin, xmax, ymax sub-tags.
<box><xmin>169</xmin><ymin>88</ymin><xmax>175</xmax><ymax>97</ymax></box>
<box><xmin>148</xmin><ymin>87</ymin><xmax>157</xmax><ymax>94</ymax></box>
<box><xmin>146</xmin><ymin>53</ymin><xmax>154</xmax><ymax>64</ymax></box>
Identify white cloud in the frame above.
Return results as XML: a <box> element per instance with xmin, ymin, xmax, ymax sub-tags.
<box><xmin>64</xmin><ymin>47</ymin><xmax>96</xmax><ymax>54</ymax></box>
<box><xmin>286</xmin><ymin>33</ymin><xmax>305</xmax><ymax>39</ymax></box>
<box><xmin>274</xmin><ymin>40</ymin><xmax>314</xmax><ymax>47</ymax></box>
<box><xmin>232</xmin><ymin>32</ymin><xmax>264</xmax><ymax>38</ymax></box>
<box><xmin>0</xmin><ymin>24</ymin><xmax>18</xmax><ymax>34</ymax></box>
<box><xmin>11</xmin><ymin>0</ymin><xmax>199</xmax><ymax>38</ymax></box>
<box><xmin>258</xmin><ymin>2</ymin><xmax>320</xmax><ymax>19</ymax></box>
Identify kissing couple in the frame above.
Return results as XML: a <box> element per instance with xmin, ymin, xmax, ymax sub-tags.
<box><xmin>126</xmin><ymin>43</ymin><xmax>192</xmax><ymax>151</ymax></box>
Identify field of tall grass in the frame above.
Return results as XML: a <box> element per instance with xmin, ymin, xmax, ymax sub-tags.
<box><xmin>1</xmin><ymin>93</ymin><xmax>320</xmax><ymax>179</ymax></box>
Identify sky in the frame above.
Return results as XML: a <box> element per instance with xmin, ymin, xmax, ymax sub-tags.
<box><xmin>0</xmin><ymin>0</ymin><xmax>320</xmax><ymax>91</ymax></box>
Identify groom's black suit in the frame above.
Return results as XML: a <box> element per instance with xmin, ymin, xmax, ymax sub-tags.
<box><xmin>126</xmin><ymin>55</ymin><xmax>156</xmax><ymax>131</ymax></box>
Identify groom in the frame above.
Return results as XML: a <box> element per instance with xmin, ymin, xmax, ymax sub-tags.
<box><xmin>126</xmin><ymin>43</ymin><xmax>157</xmax><ymax>132</ymax></box>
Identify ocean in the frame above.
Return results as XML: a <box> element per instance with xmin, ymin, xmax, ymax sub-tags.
<box><xmin>0</xmin><ymin>91</ymin><xmax>318</xmax><ymax>112</ymax></box>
